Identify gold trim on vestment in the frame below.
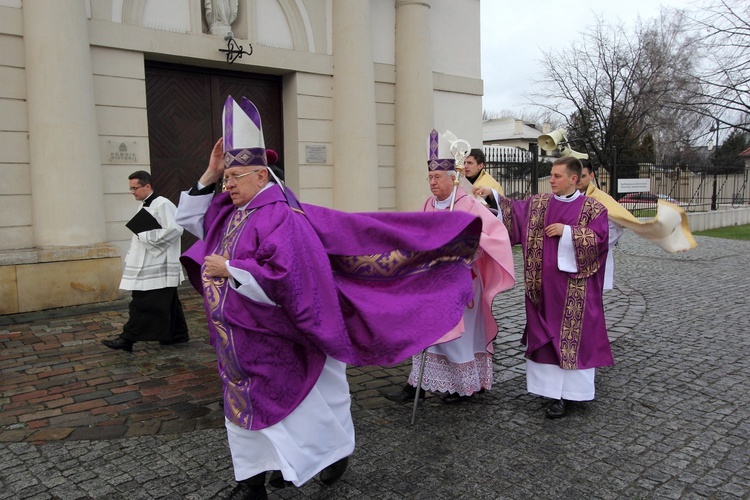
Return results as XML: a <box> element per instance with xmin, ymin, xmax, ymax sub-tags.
<box><xmin>330</xmin><ymin>237</ymin><xmax>477</xmax><ymax>280</ymax></box>
<box><xmin>521</xmin><ymin>194</ymin><xmax>606</xmax><ymax>368</ymax></box>
<box><xmin>203</xmin><ymin>208</ymin><xmax>255</xmax><ymax>428</ymax></box>
<box><xmin>559</xmin><ymin>278</ymin><xmax>587</xmax><ymax>369</ymax></box>
<box><xmin>569</xmin><ymin>198</ymin><xmax>605</xmax><ymax>279</ymax></box>
<box><xmin>561</xmin><ymin>197</ymin><xmax>605</xmax><ymax>367</ymax></box>
<box><xmin>498</xmin><ymin>197</ymin><xmax>513</xmax><ymax>239</ymax></box>
<box><xmin>524</xmin><ymin>194</ymin><xmax>550</xmax><ymax>306</ymax></box>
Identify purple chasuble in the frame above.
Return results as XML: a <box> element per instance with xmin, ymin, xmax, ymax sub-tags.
<box><xmin>498</xmin><ymin>193</ymin><xmax>613</xmax><ymax>370</ymax></box>
<box><xmin>181</xmin><ymin>185</ymin><xmax>481</xmax><ymax>430</ymax></box>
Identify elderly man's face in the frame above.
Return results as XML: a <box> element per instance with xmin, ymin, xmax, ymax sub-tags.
<box><xmin>222</xmin><ymin>166</ymin><xmax>269</xmax><ymax>206</ymax></box>
<box><xmin>428</xmin><ymin>170</ymin><xmax>454</xmax><ymax>201</ymax></box>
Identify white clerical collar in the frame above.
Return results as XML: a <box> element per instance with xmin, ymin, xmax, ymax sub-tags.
<box><xmin>237</xmin><ymin>181</ymin><xmax>275</xmax><ymax>211</ymax></box>
<box><xmin>553</xmin><ymin>189</ymin><xmax>581</xmax><ymax>203</ymax></box>
<box><xmin>434</xmin><ymin>195</ymin><xmax>453</xmax><ymax>210</ymax></box>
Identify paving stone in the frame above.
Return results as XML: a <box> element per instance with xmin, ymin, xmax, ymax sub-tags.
<box><xmin>27</xmin><ymin>428</ymin><xmax>74</xmax><ymax>443</ymax></box>
<box><xmin>1</xmin><ymin>235</ymin><xmax>749</xmax><ymax>498</ymax></box>
<box><xmin>67</xmin><ymin>425</ymin><xmax>127</xmax><ymax>441</ymax></box>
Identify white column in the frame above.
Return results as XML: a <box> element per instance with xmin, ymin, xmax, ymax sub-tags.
<box><xmin>331</xmin><ymin>0</ymin><xmax>379</xmax><ymax>211</ymax></box>
<box><xmin>395</xmin><ymin>0</ymin><xmax>433</xmax><ymax>212</ymax></box>
<box><xmin>23</xmin><ymin>0</ymin><xmax>107</xmax><ymax>246</ymax></box>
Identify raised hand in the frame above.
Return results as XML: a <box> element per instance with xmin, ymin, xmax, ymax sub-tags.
<box><xmin>199</xmin><ymin>138</ymin><xmax>225</xmax><ymax>187</ymax></box>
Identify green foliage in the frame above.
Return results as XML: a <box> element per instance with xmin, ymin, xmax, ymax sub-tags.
<box><xmin>631</xmin><ymin>208</ymin><xmax>657</xmax><ymax>218</ymax></box>
<box><xmin>636</xmin><ymin>134</ymin><xmax>656</xmax><ymax>160</ymax></box>
<box><xmin>713</xmin><ymin>130</ymin><xmax>750</xmax><ymax>174</ymax></box>
<box><xmin>693</xmin><ymin>224</ymin><xmax>750</xmax><ymax>240</ymax></box>
<box><xmin>538</xmin><ymin>159</ymin><xmax>552</xmax><ymax>178</ymax></box>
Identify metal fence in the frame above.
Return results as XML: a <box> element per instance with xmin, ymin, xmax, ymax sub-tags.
<box><xmin>603</xmin><ymin>161</ymin><xmax>749</xmax><ymax>212</ymax></box>
<box><xmin>482</xmin><ymin>145</ymin><xmax>750</xmax><ymax>212</ymax></box>
<box><xmin>483</xmin><ymin>145</ymin><xmax>541</xmax><ymax>199</ymax></box>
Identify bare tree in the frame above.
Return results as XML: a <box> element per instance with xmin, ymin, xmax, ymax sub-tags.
<box><xmin>530</xmin><ymin>14</ymin><xmax>703</xmax><ymax>168</ymax></box>
<box><xmin>683</xmin><ymin>0</ymin><xmax>750</xmax><ymax>134</ymax></box>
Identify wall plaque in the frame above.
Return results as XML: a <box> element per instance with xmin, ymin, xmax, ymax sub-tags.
<box><xmin>108</xmin><ymin>141</ymin><xmax>138</xmax><ymax>163</ymax></box>
<box><xmin>305</xmin><ymin>145</ymin><xmax>327</xmax><ymax>164</ymax></box>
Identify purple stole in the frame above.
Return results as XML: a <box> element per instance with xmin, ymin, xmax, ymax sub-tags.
<box><xmin>202</xmin><ymin>208</ymin><xmax>267</xmax><ymax>429</ymax></box>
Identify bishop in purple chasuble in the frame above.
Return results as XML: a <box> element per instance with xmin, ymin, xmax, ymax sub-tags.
<box><xmin>181</xmin><ymin>185</ymin><xmax>482</xmax><ymax>430</ymax></box>
<box><xmin>498</xmin><ymin>193</ymin><xmax>614</xmax><ymax>370</ymax></box>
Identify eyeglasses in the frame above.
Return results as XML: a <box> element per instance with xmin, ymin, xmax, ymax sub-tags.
<box><xmin>427</xmin><ymin>175</ymin><xmax>446</xmax><ymax>181</ymax></box>
<box><xmin>223</xmin><ymin>170</ymin><xmax>262</xmax><ymax>185</ymax></box>
<box><xmin>129</xmin><ymin>185</ymin><xmax>143</xmax><ymax>191</ymax></box>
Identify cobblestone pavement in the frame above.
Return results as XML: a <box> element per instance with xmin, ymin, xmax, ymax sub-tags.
<box><xmin>1</xmin><ymin>233</ymin><xmax>749</xmax><ymax>499</ymax></box>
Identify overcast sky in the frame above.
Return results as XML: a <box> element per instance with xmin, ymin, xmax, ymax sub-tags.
<box><xmin>480</xmin><ymin>0</ymin><xmax>697</xmax><ymax>117</ymax></box>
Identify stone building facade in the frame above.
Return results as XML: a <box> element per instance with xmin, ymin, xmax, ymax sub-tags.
<box><xmin>0</xmin><ymin>0</ymin><xmax>483</xmax><ymax>313</ymax></box>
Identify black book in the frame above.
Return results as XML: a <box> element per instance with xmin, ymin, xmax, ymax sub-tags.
<box><xmin>126</xmin><ymin>208</ymin><xmax>162</xmax><ymax>234</ymax></box>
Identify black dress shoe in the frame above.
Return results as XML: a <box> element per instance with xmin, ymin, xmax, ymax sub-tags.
<box><xmin>226</xmin><ymin>473</ymin><xmax>267</xmax><ymax>500</ymax></box>
<box><xmin>545</xmin><ymin>399</ymin><xmax>567</xmax><ymax>419</ymax></box>
<box><xmin>101</xmin><ymin>337</ymin><xmax>134</xmax><ymax>352</ymax></box>
<box><xmin>384</xmin><ymin>385</ymin><xmax>425</xmax><ymax>402</ymax></box>
<box><xmin>268</xmin><ymin>470</ymin><xmax>292</xmax><ymax>489</ymax></box>
<box><xmin>442</xmin><ymin>392</ymin><xmax>472</xmax><ymax>404</ymax></box>
<box><xmin>320</xmin><ymin>456</ymin><xmax>348</xmax><ymax>486</ymax></box>
<box><xmin>159</xmin><ymin>336</ymin><xmax>190</xmax><ymax>345</ymax></box>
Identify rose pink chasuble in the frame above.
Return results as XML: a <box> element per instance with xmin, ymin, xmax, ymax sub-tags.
<box><xmin>409</xmin><ymin>188</ymin><xmax>515</xmax><ymax>395</ymax></box>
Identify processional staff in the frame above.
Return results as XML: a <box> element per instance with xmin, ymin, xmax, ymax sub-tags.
<box><xmin>411</xmin><ymin>131</ymin><xmax>472</xmax><ymax>425</ymax></box>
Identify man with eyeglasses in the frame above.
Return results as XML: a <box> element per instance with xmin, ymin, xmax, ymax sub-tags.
<box><xmin>101</xmin><ymin>170</ymin><xmax>188</xmax><ymax>352</ymax></box>
<box><xmin>174</xmin><ymin>98</ymin><xmax>483</xmax><ymax>500</ymax></box>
